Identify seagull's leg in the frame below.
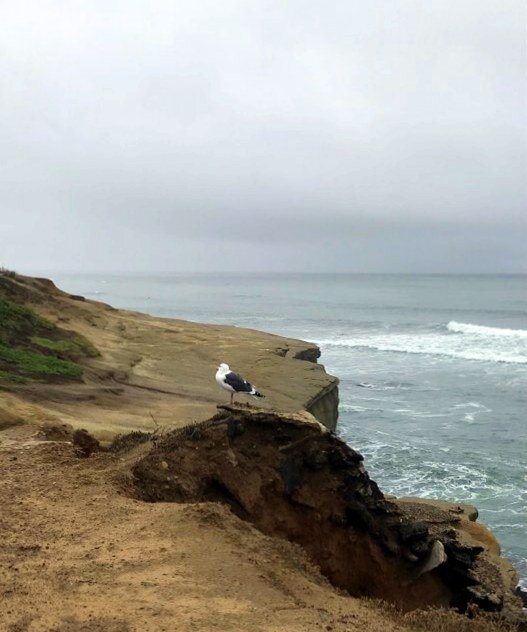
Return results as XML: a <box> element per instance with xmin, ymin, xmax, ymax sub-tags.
<box><xmin>230</xmin><ymin>392</ymin><xmax>234</xmax><ymax>405</ymax></box>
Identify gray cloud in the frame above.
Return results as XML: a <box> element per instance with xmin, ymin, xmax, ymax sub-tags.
<box><xmin>0</xmin><ymin>0</ymin><xmax>525</xmax><ymax>273</ymax></box>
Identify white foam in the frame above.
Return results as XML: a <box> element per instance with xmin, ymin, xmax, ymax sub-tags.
<box><xmin>316</xmin><ymin>325</ymin><xmax>527</xmax><ymax>365</ymax></box>
<box><xmin>340</xmin><ymin>403</ymin><xmax>384</xmax><ymax>413</ymax></box>
<box><xmin>447</xmin><ymin>321</ymin><xmax>527</xmax><ymax>338</ymax></box>
<box><xmin>453</xmin><ymin>402</ymin><xmax>491</xmax><ymax>410</ymax></box>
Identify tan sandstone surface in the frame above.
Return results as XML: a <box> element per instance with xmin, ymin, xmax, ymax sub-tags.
<box><xmin>0</xmin><ymin>274</ymin><xmax>339</xmax><ymax>439</ymax></box>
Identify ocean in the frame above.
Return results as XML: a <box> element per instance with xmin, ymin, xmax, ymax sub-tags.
<box><xmin>50</xmin><ymin>272</ymin><xmax>527</xmax><ymax>587</ymax></box>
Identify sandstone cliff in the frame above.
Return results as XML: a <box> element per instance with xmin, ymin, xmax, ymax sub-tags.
<box><xmin>0</xmin><ymin>272</ymin><xmax>339</xmax><ymax>437</ymax></box>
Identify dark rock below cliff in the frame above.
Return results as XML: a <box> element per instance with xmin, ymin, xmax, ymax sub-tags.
<box><xmin>289</xmin><ymin>345</ymin><xmax>321</xmax><ymax>363</ymax></box>
<box><xmin>127</xmin><ymin>406</ymin><xmax>524</xmax><ymax>621</ymax></box>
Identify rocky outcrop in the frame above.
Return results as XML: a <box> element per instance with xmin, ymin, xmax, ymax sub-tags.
<box><xmin>128</xmin><ymin>406</ymin><xmax>524</xmax><ymax>620</ymax></box>
<box><xmin>395</xmin><ymin>497</ymin><xmax>479</xmax><ymax>522</ymax></box>
<box><xmin>394</xmin><ymin>497</ymin><xmax>523</xmax><ymax>623</ymax></box>
<box><xmin>289</xmin><ymin>345</ymin><xmax>321</xmax><ymax>363</ymax></box>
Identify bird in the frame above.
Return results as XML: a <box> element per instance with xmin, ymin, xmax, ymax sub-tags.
<box><xmin>215</xmin><ymin>363</ymin><xmax>264</xmax><ymax>405</ymax></box>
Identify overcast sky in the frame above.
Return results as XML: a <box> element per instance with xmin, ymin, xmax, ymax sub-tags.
<box><xmin>1</xmin><ymin>1</ymin><xmax>525</xmax><ymax>273</ymax></box>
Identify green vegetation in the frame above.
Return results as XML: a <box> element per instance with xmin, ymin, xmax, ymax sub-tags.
<box><xmin>0</xmin><ymin>297</ymin><xmax>98</xmax><ymax>383</ymax></box>
<box><xmin>0</xmin><ymin>342</ymin><xmax>83</xmax><ymax>379</ymax></box>
<box><xmin>0</xmin><ymin>370</ymin><xmax>28</xmax><ymax>384</ymax></box>
<box><xmin>0</xmin><ymin>299</ymin><xmax>54</xmax><ymax>342</ymax></box>
<box><xmin>30</xmin><ymin>335</ymin><xmax>99</xmax><ymax>360</ymax></box>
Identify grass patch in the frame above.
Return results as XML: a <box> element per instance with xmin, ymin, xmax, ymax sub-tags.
<box><xmin>0</xmin><ymin>297</ymin><xmax>98</xmax><ymax>383</ymax></box>
<box><xmin>0</xmin><ymin>370</ymin><xmax>28</xmax><ymax>384</ymax></box>
<box><xmin>0</xmin><ymin>299</ymin><xmax>54</xmax><ymax>343</ymax></box>
<box><xmin>0</xmin><ymin>342</ymin><xmax>83</xmax><ymax>380</ymax></box>
<box><xmin>31</xmin><ymin>335</ymin><xmax>99</xmax><ymax>360</ymax></box>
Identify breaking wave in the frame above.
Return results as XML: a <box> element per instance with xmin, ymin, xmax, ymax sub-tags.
<box><xmin>316</xmin><ymin>322</ymin><xmax>527</xmax><ymax>365</ymax></box>
<box><xmin>447</xmin><ymin>321</ymin><xmax>527</xmax><ymax>339</ymax></box>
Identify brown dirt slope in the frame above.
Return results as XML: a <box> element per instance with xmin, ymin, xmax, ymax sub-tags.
<box><xmin>128</xmin><ymin>406</ymin><xmax>523</xmax><ymax>618</ymax></box>
<box><xmin>0</xmin><ymin>422</ymin><xmax>517</xmax><ymax>632</ymax></box>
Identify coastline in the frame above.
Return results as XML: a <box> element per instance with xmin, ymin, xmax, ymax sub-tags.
<box><xmin>0</xmin><ymin>272</ymin><xmax>524</xmax><ymax>630</ymax></box>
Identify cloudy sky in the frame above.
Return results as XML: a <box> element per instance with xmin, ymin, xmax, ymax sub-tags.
<box><xmin>1</xmin><ymin>1</ymin><xmax>525</xmax><ymax>273</ymax></box>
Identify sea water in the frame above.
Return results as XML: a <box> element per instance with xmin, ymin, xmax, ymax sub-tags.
<box><xmin>50</xmin><ymin>272</ymin><xmax>527</xmax><ymax>587</ymax></box>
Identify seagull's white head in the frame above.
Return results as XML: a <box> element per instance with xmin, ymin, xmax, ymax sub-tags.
<box><xmin>218</xmin><ymin>363</ymin><xmax>229</xmax><ymax>372</ymax></box>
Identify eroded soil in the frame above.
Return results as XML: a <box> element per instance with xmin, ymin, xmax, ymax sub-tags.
<box><xmin>0</xmin><ymin>423</ymin><xmax>399</xmax><ymax>632</ymax></box>
<box><xmin>0</xmin><ymin>423</ymin><xmax>518</xmax><ymax>632</ymax></box>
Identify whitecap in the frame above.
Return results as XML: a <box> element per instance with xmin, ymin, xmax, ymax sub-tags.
<box><xmin>340</xmin><ymin>404</ymin><xmax>384</xmax><ymax>413</ymax></box>
<box><xmin>453</xmin><ymin>402</ymin><xmax>491</xmax><ymax>410</ymax></box>
<box><xmin>447</xmin><ymin>321</ymin><xmax>527</xmax><ymax>338</ymax></box>
<box><xmin>316</xmin><ymin>328</ymin><xmax>527</xmax><ymax>365</ymax></box>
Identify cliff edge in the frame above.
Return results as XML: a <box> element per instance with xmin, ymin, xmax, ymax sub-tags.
<box><xmin>0</xmin><ymin>272</ymin><xmax>339</xmax><ymax>437</ymax></box>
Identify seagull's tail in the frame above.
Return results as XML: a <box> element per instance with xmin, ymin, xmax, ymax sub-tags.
<box><xmin>251</xmin><ymin>388</ymin><xmax>264</xmax><ymax>398</ymax></box>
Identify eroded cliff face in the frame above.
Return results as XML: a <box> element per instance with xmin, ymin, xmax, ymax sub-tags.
<box><xmin>127</xmin><ymin>407</ymin><xmax>524</xmax><ymax>619</ymax></box>
<box><xmin>0</xmin><ymin>272</ymin><xmax>339</xmax><ymax>436</ymax></box>
<box><xmin>306</xmin><ymin>381</ymin><xmax>339</xmax><ymax>431</ymax></box>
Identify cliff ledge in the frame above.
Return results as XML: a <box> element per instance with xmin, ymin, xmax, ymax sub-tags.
<box><xmin>0</xmin><ymin>272</ymin><xmax>339</xmax><ymax>437</ymax></box>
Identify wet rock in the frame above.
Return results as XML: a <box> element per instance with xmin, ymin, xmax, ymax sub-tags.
<box><xmin>344</xmin><ymin>501</ymin><xmax>376</xmax><ymax>531</ymax></box>
<box><xmin>443</xmin><ymin>538</ymin><xmax>483</xmax><ymax>568</ymax></box>
<box><xmin>409</xmin><ymin>538</ymin><xmax>434</xmax><ymax>559</ymax></box>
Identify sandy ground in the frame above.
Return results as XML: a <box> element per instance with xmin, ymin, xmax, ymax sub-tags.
<box><xmin>1</xmin><ymin>423</ymin><xmax>419</xmax><ymax>632</ymax></box>
<box><xmin>2</xmin><ymin>424</ymin><xmax>518</xmax><ymax>632</ymax></box>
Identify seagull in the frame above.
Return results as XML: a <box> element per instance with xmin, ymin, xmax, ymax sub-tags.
<box><xmin>215</xmin><ymin>363</ymin><xmax>264</xmax><ymax>404</ymax></box>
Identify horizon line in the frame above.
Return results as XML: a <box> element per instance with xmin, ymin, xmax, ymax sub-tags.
<box><xmin>11</xmin><ymin>269</ymin><xmax>527</xmax><ymax>277</ymax></box>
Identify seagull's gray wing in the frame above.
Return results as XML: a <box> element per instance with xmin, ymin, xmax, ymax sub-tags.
<box><xmin>224</xmin><ymin>371</ymin><xmax>252</xmax><ymax>393</ymax></box>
